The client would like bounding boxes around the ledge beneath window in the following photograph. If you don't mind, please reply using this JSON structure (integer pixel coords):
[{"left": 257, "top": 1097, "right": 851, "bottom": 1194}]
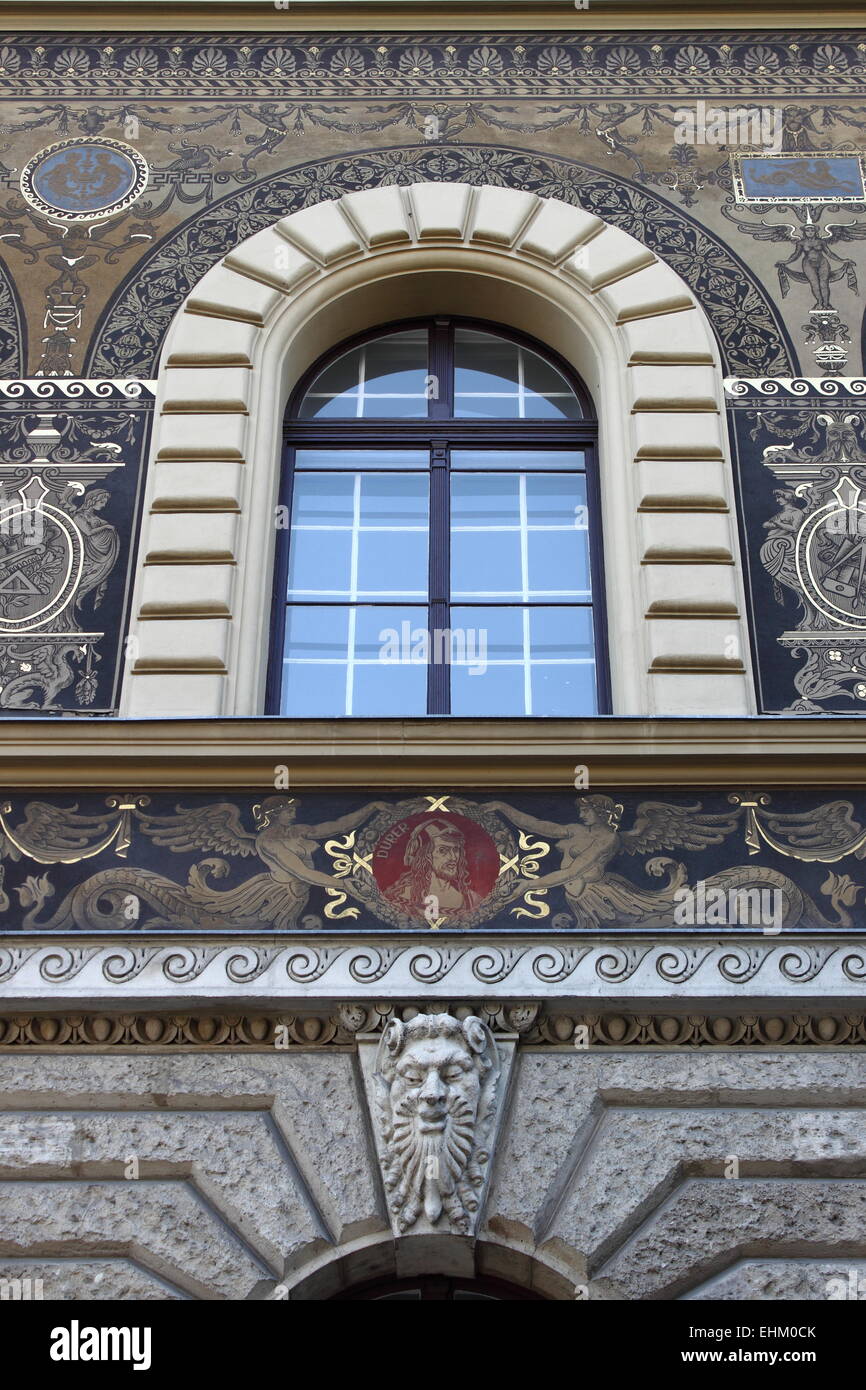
[{"left": 0, "top": 716, "right": 862, "bottom": 788}]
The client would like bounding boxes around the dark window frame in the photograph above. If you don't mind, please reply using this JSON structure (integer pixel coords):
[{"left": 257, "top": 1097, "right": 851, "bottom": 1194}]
[{"left": 267, "top": 316, "right": 610, "bottom": 717}]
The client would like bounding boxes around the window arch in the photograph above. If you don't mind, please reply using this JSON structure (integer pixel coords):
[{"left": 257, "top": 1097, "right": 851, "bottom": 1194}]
[{"left": 268, "top": 317, "right": 608, "bottom": 717}]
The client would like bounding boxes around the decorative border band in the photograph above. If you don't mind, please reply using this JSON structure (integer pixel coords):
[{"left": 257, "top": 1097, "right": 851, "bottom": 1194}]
[
  {"left": 0, "top": 938, "right": 863, "bottom": 1001},
  {"left": 725, "top": 378, "right": 866, "bottom": 397},
  {"left": 0, "top": 380, "right": 157, "bottom": 400},
  {"left": 0, "top": 1007, "right": 862, "bottom": 1050}
]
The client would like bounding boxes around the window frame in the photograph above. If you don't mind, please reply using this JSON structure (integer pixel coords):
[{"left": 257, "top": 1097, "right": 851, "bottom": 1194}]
[{"left": 267, "top": 316, "right": 610, "bottom": 717}]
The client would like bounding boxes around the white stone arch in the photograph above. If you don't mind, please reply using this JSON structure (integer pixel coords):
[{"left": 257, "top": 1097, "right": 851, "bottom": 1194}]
[{"left": 121, "top": 182, "right": 754, "bottom": 719}]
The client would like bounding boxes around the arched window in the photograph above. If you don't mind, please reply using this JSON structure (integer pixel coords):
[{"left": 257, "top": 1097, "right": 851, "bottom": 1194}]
[{"left": 268, "top": 318, "right": 607, "bottom": 717}]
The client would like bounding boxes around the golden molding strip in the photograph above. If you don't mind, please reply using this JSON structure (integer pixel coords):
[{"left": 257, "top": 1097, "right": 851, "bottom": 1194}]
[
  {"left": 2, "top": 716, "right": 866, "bottom": 787},
  {"left": 0, "top": 1010, "right": 864, "bottom": 1049},
  {"left": 3, "top": 2, "right": 860, "bottom": 31}
]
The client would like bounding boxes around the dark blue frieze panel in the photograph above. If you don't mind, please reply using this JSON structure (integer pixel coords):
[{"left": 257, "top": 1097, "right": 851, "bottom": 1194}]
[
  {"left": 0, "top": 787, "right": 864, "bottom": 935},
  {"left": 728, "top": 378, "right": 866, "bottom": 713},
  {"left": 0, "top": 380, "right": 153, "bottom": 712}
]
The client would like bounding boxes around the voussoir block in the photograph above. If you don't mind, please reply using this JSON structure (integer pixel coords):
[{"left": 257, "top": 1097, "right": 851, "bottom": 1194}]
[
  {"left": 517, "top": 197, "right": 603, "bottom": 264},
  {"left": 278, "top": 200, "right": 363, "bottom": 264},
  {"left": 469, "top": 185, "right": 539, "bottom": 247},
  {"left": 341, "top": 186, "right": 411, "bottom": 247},
  {"left": 225, "top": 224, "right": 318, "bottom": 294},
  {"left": 408, "top": 181, "right": 472, "bottom": 240}
]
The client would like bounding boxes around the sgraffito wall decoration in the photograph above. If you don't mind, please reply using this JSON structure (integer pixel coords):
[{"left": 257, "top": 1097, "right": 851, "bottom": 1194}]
[
  {"left": 0, "top": 31, "right": 863, "bottom": 717},
  {"left": 727, "top": 378, "right": 866, "bottom": 713},
  {"left": 0, "top": 30, "right": 861, "bottom": 378},
  {"left": 0, "top": 380, "right": 153, "bottom": 712},
  {"left": 86, "top": 144, "right": 796, "bottom": 380},
  {"left": 1, "top": 788, "right": 866, "bottom": 935}
]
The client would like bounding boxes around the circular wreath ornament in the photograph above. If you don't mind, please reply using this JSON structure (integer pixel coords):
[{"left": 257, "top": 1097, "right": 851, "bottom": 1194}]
[
  {"left": 20, "top": 138, "right": 149, "bottom": 222},
  {"left": 352, "top": 796, "right": 519, "bottom": 930}
]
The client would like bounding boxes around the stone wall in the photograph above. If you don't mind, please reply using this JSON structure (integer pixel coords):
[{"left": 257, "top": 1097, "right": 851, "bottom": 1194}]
[{"left": 1, "top": 1038, "right": 864, "bottom": 1300}]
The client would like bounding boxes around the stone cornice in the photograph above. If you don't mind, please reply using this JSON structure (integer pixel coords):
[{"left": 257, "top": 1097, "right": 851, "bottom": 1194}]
[
  {"left": 0, "top": 717, "right": 864, "bottom": 788},
  {"left": 0, "top": 2, "right": 859, "bottom": 31}
]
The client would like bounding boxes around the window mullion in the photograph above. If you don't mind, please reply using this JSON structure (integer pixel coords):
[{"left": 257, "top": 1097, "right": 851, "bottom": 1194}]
[
  {"left": 428, "top": 442, "right": 450, "bottom": 715},
  {"left": 429, "top": 317, "right": 453, "bottom": 420}
]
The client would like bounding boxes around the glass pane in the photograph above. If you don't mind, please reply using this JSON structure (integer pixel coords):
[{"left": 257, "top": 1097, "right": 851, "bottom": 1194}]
[
  {"left": 454, "top": 328, "right": 582, "bottom": 420},
  {"left": 290, "top": 472, "right": 354, "bottom": 524},
  {"left": 352, "top": 605, "right": 428, "bottom": 715},
  {"left": 452, "top": 529, "right": 522, "bottom": 599},
  {"left": 298, "top": 331, "right": 428, "bottom": 419},
  {"left": 357, "top": 532, "right": 428, "bottom": 597},
  {"left": 530, "top": 607, "right": 597, "bottom": 716},
  {"left": 450, "top": 663, "right": 526, "bottom": 716},
  {"left": 453, "top": 394, "right": 522, "bottom": 421},
  {"left": 525, "top": 473, "right": 586, "bottom": 525},
  {"left": 360, "top": 473, "right": 429, "bottom": 526},
  {"left": 454, "top": 326, "right": 520, "bottom": 419},
  {"left": 452, "top": 474, "right": 520, "bottom": 528},
  {"left": 451, "top": 450, "right": 585, "bottom": 471},
  {"left": 450, "top": 606, "right": 523, "bottom": 661},
  {"left": 522, "top": 347, "right": 584, "bottom": 419},
  {"left": 281, "top": 606, "right": 350, "bottom": 716},
  {"left": 294, "top": 450, "right": 428, "bottom": 470},
  {"left": 351, "top": 661, "right": 427, "bottom": 716},
  {"left": 527, "top": 530, "right": 591, "bottom": 600},
  {"left": 288, "top": 527, "right": 353, "bottom": 598}
]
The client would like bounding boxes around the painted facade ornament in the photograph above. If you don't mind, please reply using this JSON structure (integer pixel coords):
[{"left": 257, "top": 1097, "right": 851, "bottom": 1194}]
[
  {"left": 0, "top": 415, "right": 123, "bottom": 709},
  {"left": 759, "top": 410, "right": 866, "bottom": 710},
  {"left": 732, "top": 153, "right": 866, "bottom": 206},
  {"left": 1, "top": 789, "right": 866, "bottom": 933},
  {"left": 371, "top": 1011, "right": 500, "bottom": 1233},
  {"left": 723, "top": 196, "right": 866, "bottom": 376},
  {"left": 20, "top": 138, "right": 148, "bottom": 222}
]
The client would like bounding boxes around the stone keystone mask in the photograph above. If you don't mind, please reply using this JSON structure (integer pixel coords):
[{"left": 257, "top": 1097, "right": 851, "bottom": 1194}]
[{"left": 373, "top": 1011, "right": 501, "bottom": 1234}]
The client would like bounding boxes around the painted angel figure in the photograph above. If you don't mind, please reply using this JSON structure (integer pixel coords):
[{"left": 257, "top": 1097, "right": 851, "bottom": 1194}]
[
  {"left": 484, "top": 795, "right": 741, "bottom": 928},
  {"left": 28, "top": 795, "right": 389, "bottom": 931},
  {"left": 134, "top": 795, "right": 390, "bottom": 928},
  {"left": 724, "top": 205, "right": 866, "bottom": 311}
]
